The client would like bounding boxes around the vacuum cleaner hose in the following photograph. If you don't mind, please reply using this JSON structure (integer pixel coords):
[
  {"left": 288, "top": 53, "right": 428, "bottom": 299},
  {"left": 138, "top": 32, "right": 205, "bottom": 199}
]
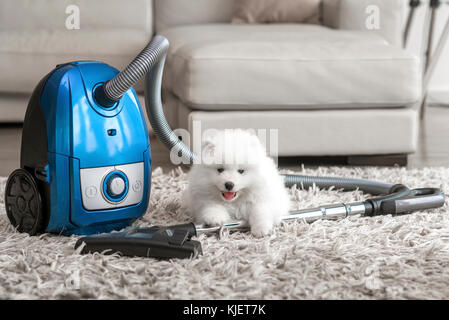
[
  {"left": 144, "top": 39, "right": 198, "bottom": 166},
  {"left": 283, "top": 174, "right": 394, "bottom": 195},
  {"left": 95, "top": 35, "right": 170, "bottom": 107},
  {"left": 141, "top": 36, "right": 399, "bottom": 195}
]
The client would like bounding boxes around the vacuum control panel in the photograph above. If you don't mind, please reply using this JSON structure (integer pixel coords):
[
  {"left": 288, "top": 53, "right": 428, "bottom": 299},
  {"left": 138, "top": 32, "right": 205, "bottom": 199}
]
[{"left": 80, "top": 162, "right": 144, "bottom": 211}]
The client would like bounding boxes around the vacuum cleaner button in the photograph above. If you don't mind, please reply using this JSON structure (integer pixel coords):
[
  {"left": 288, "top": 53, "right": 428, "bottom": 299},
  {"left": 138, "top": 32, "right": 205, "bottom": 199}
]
[
  {"left": 132, "top": 179, "right": 143, "bottom": 192},
  {"left": 107, "top": 176, "right": 126, "bottom": 196},
  {"left": 103, "top": 171, "right": 129, "bottom": 203},
  {"left": 85, "top": 186, "right": 98, "bottom": 198}
]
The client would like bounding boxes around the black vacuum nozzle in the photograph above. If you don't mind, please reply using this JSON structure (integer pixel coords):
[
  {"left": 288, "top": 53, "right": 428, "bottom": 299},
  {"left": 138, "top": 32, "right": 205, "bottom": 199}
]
[{"left": 75, "top": 223, "right": 202, "bottom": 259}]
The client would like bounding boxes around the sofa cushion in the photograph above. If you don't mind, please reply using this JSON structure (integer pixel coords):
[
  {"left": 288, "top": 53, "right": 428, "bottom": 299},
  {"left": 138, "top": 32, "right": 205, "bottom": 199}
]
[
  {"left": 161, "top": 24, "right": 421, "bottom": 110},
  {"left": 231, "top": 0, "right": 321, "bottom": 25},
  {"left": 173, "top": 95, "right": 419, "bottom": 156},
  {"left": 154, "top": 0, "right": 234, "bottom": 33}
]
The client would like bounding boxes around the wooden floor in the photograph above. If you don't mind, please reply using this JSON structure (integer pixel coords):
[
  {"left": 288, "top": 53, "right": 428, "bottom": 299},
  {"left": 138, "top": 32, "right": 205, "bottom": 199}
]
[{"left": 0, "top": 106, "right": 448, "bottom": 176}]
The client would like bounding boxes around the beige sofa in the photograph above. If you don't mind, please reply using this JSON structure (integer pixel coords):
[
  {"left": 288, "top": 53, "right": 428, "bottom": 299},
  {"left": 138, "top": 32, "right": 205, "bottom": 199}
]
[
  {"left": 0, "top": 0, "right": 421, "bottom": 160},
  {"left": 156, "top": 0, "right": 420, "bottom": 159},
  {"left": 0, "top": 0, "right": 153, "bottom": 121}
]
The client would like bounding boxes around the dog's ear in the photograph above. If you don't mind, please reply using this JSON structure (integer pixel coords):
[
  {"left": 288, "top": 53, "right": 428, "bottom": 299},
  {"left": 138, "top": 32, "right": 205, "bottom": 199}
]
[
  {"left": 201, "top": 130, "right": 220, "bottom": 163},
  {"left": 202, "top": 139, "right": 215, "bottom": 154},
  {"left": 248, "top": 133, "right": 266, "bottom": 154},
  {"left": 202, "top": 132, "right": 217, "bottom": 153}
]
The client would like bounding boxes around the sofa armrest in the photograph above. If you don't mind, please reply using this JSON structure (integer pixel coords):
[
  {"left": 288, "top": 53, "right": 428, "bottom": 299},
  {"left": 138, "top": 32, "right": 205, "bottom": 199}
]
[{"left": 322, "top": 0, "right": 406, "bottom": 47}]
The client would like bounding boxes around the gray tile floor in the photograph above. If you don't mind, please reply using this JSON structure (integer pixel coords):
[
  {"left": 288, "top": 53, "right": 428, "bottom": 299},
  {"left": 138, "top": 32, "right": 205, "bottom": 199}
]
[{"left": 0, "top": 105, "right": 448, "bottom": 176}]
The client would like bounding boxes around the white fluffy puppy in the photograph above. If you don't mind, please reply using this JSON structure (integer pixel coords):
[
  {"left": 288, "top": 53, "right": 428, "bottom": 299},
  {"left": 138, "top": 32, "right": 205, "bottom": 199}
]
[{"left": 183, "top": 129, "right": 290, "bottom": 237}]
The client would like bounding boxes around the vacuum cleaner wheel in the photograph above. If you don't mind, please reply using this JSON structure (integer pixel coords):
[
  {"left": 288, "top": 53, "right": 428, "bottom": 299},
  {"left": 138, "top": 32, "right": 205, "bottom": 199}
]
[{"left": 5, "top": 169, "right": 45, "bottom": 235}]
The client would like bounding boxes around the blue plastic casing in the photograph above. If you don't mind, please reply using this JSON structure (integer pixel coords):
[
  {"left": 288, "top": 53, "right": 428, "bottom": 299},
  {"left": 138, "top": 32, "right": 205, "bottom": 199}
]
[{"left": 38, "top": 61, "right": 151, "bottom": 235}]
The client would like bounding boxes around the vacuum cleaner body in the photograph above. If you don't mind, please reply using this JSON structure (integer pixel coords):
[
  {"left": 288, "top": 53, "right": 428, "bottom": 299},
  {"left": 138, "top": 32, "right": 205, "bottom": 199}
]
[{"left": 13, "top": 61, "right": 151, "bottom": 235}]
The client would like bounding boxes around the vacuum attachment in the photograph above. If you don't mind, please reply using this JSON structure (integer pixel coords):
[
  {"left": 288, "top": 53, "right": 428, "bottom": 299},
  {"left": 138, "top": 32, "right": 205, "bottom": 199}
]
[{"left": 75, "top": 223, "right": 202, "bottom": 259}]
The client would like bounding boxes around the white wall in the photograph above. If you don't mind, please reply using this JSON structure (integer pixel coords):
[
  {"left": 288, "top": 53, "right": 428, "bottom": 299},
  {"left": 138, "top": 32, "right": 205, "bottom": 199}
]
[{"left": 405, "top": 3, "right": 449, "bottom": 105}]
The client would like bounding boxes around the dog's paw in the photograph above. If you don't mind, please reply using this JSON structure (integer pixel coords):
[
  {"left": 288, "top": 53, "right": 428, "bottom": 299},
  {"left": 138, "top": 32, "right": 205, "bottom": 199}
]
[
  {"left": 200, "top": 208, "right": 230, "bottom": 226},
  {"left": 250, "top": 222, "right": 273, "bottom": 238},
  {"left": 203, "top": 215, "right": 229, "bottom": 227}
]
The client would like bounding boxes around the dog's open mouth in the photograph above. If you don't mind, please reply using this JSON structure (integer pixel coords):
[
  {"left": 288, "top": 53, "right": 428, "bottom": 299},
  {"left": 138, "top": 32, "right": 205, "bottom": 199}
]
[{"left": 221, "top": 192, "right": 237, "bottom": 201}]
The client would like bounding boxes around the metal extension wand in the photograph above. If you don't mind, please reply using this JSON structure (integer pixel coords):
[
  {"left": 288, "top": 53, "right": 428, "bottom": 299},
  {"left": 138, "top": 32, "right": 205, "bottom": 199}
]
[
  {"left": 196, "top": 187, "right": 445, "bottom": 235},
  {"left": 195, "top": 202, "right": 366, "bottom": 234}
]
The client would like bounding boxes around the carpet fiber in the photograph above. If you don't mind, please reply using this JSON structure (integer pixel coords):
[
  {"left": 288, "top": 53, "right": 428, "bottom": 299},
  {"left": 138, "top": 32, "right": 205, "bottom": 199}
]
[{"left": 0, "top": 166, "right": 449, "bottom": 299}]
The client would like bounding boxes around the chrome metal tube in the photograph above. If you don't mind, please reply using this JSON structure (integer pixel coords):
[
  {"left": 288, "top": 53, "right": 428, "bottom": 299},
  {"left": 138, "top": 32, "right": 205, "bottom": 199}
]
[
  {"left": 195, "top": 202, "right": 366, "bottom": 235},
  {"left": 283, "top": 202, "right": 366, "bottom": 222},
  {"left": 195, "top": 221, "right": 248, "bottom": 235}
]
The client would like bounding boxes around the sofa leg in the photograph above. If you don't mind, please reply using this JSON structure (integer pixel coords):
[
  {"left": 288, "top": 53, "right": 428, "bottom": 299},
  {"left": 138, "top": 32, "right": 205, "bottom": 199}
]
[{"left": 347, "top": 154, "right": 408, "bottom": 167}]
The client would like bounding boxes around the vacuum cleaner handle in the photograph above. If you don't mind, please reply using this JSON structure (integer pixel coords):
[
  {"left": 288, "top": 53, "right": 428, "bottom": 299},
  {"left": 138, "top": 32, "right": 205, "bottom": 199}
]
[{"left": 379, "top": 188, "right": 445, "bottom": 215}]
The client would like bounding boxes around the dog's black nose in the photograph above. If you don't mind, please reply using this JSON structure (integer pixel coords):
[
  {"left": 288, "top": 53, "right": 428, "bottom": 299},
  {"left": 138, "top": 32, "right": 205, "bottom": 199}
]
[{"left": 224, "top": 182, "right": 234, "bottom": 191}]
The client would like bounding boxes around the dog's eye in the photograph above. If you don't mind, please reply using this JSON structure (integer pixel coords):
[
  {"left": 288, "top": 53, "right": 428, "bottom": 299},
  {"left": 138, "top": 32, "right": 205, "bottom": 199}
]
[
  {"left": 238, "top": 169, "right": 245, "bottom": 174},
  {"left": 217, "top": 168, "right": 224, "bottom": 173}
]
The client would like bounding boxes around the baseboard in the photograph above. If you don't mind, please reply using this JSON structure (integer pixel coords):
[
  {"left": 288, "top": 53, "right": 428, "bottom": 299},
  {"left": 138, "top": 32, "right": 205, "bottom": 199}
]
[{"left": 279, "top": 154, "right": 408, "bottom": 167}]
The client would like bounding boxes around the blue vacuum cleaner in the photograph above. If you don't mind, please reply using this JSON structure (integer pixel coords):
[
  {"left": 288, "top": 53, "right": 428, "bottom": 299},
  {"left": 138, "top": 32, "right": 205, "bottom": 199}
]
[
  {"left": 4, "top": 35, "right": 446, "bottom": 259},
  {"left": 4, "top": 36, "right": 169, "bottom": 236}
]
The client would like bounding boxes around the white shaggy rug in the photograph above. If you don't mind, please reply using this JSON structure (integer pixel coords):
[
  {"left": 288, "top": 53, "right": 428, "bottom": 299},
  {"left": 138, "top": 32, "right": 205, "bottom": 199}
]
[{"left": 0, "top": 166, "right": 449, "bottom": 300}]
